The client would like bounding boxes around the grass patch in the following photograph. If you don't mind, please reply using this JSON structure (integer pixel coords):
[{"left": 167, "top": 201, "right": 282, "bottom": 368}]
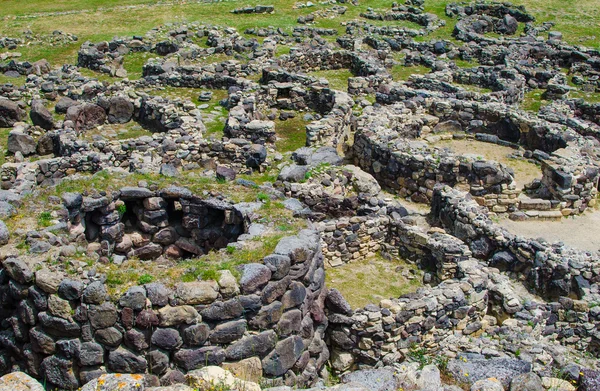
[
  {"left": 123, "top": 51, "right": 158, "bottom": 80},
  {"left": 274, "top": 115, "right": 309, "bottom": 152},
  {"left": 0, "top": 128, "right": 12, "bottom": 166},
  {"left": 81, "top": 122, "right": 152, "bottom": 142},
  {"left": 307, "top": 69, "right": 353, "bottom": 91},
  {"left": 325, "top": 254, "right": 423, "bottom": 309},
  {"left": 0, "top": 74, "right": 27, "bottom": 86},
  {"left": 521, "top": 89, "right": 548, "bottom": 112},
  {"left": 390, "top": 64, "right": 431, "bottom": 81},
  {"left": 456, "top": 83, "right": 493, "bottom": 94},
  {"left": 454, "top": 58, "right": 479, "bottom": 68}
]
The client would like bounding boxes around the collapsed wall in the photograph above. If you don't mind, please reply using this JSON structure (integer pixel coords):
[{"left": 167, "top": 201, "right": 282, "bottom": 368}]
[
  {"left": 63, "top": 187, "right": 247, "bottom": 261},
  {"left": 0, "top": 229, "right": 328, "bottom": 390}
]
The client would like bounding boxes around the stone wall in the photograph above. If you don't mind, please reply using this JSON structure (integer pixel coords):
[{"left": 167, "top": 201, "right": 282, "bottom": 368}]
[
  {"left": 0, "top": 229, "right": 329, "bottom": 389},
  {"left": 352, "top": 121, "right": 516, "bottom": 205},
  {"left": 431, "top": 186, "right": 600, "bottom": 302},
  {"left": 317, "top": 215, "right": 389, "bottom": 268},
  {"left": 325, "top": 224, "right": 489, "bottom": 372}
]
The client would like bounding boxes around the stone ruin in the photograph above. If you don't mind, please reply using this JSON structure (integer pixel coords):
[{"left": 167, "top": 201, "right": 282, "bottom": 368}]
[
  {"left": 65, "top": 187, "right": 248, "bottom": 262},
  {"left": 2, "top": 0, "right": 600, "bottom": 390}
]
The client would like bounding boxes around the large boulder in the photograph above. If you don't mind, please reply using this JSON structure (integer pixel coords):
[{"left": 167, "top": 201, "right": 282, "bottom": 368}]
[
  {"left": 447, "top": 355, "right": 531, "bottom": 388},
  {"left": 176, "top": 281, "right": 219, "bottom": 305},
  {"left": 40, "top": 356, "right": 79, "bottom": 390},
  {"left": 36, "top": 133, "right": 56, "bottom": 155},
  {"left": 30, "top": 100, "right": 54, "bottom": 130},
  {"left": 0, "top": 220, "right": 9, "bottom": 245},
  {"left": 278, "top": 164, "right": 308, "bottom": 182},
  {"left": 510, "top": 372, "right": 544, "bottom": 391},
  {"left": 239, "top": 263, "right": 272, "bottom": 293},
  {"left": 107, "top": 347, "right": 148, "bottom": 373},
  {"left": 0, "top": 372, "right": 44, "bottom": 391},
  {"left": 2, "top": 257, "right": 33, "bottom": 284},
  {"left": 81, "top": 373, "right": 145, "bottom": 391},
  {"left": 262, "top": 335, "right": 304, "bottom": 376},
  {"left": 344, "top": 165, "right": 381, "bottom": 195},
  {"left": 580, "top": 369, "right": 600, "bottom": 391},
  {"left": 246, "top": 144, "right": 267, "bottom": 168},
  {"left": 7, "top": 129, "right": 36, "bottom": 156},
  {"left": 108, "top": 96, "right": 134, "bottom": 124},
  {"left": 55, "top": 97, "right": 80, "bottom": 114},
  {"left": 340, "top": 368, "right": 402, "bottom": 391},
  {"left": 65, "top": 103, "right": 107, "bottom": 131},
  {"left": 0, "top": 99, "right": 26, "bottom": 127}
]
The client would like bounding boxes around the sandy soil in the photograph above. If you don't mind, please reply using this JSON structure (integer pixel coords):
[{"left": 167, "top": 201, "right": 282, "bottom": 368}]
[{"left": 499, "top": 210, "right": 600, "bottom": 253}]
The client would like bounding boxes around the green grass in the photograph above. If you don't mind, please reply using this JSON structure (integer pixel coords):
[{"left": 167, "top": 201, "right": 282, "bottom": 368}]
[
  {"left": 123, "top": 51, "right": 158, "bottom": 80},
  {"left": 325, "top": 254, "right": 423, "bottom": 309},
  {"left": 521, "top": 89, "right": 548, "bottom": 112},
  {"left": 454, "top": 58, "right": 479, "bottom": 68},
  {"left": 0, "top": 128, "right": 11, "bottom": 165},
  {"left": 274, "top": 115, "right": 309, "bottom": 152},
  {"left": 0, "top": 74, "right": 27, "bottom": 86},
  {"left": 37, "top": 211, "right": 53, "bottom": 227},
  {"left": 307, "top": 69, "right": 353, "bottom": 92},
  {"left": 390, "top": 64, "right": 431, "bottom": 81},
  {"left": 456, "top": 83, "right": 493, "bottom": 94},
  {"left": 0, "top": 0, "right": 599, "bottom": 69},
  {"left": 569, "top": 90, "right": 600, "bottom": 104},
  {"left": 80, "top": 122, "right": 153, "bottom": 142}
]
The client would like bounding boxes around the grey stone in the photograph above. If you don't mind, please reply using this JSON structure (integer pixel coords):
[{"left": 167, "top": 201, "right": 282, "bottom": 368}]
[
  {"left": 278, "top": 164, "right": 308, "bottom": 182},
  {"left": 263, "top": 254, "right": 291, "bottom": 280},
  {"left": 0, "top": 201, "right": 16, "bottom": 218},
  {"left": 108, "top": 347, "right": 148, "bottom": 373},
  {"left": 209, "top": 319, "right": 247, "bottom": 344},
  {"left": 95, "top": 326, "right": 123, "bottom": 347},
  {"left": 146, "top": 283, "right": 171, "bottom": 306},
  {"left": 225, "top": 330, "right": 278, "bottom": 361},
  {"left": 510, "top": 373, "right": 543, "bottom": 391},
  {"left": 239, "top": 263, "right": 272, "bottom": 293},
  {"left": 152, "top": 328, "right": 183, "bottom": 350},
  {"left": 7, "top": 130, "right": 36, "bottom": 156},
  {"left": 119, "top": 285, "right": 147, "bottom": 311},
  {"left": 262, "top": 335, "right": 304, "bottom": 376},
  {"left": 30, "top": 100, "right": 54, "bottom": 130},
  {"left": 448, "top": 356, "right": 531, "bottom": 388},
  {"left": 2, "top": 258, "right": 33, "bottom": 284},
  {"left": 341, "top": 368, "right": 400, "bottom": 391},
  {"left": 173, "top": 346, "right": 225, "bottom": 371},
  {"left": 107, "top": 96, "right": 134, "bottom": 124},
  {"left": 0, "top": 99, "right": 26, "bottom": 127},
  {"left": 40, "top": 356, "right": 79, "bottom": 390},
  {"left": 78, "top": 341, "right": 104, "bottom": 366},
  {"left": 88, "top": 302, "right": 118, "bottom": 329},
  {"left": 182, "top": 323, "right": 210, "bottom": 346},
  {"left": 58, "top": 279, "right": 84, "bottom": 300},
  {"left": 83, "top": 281, "right": 108, "bottom": 304}
]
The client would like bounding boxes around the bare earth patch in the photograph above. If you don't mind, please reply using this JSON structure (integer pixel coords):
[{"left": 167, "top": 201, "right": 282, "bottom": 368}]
[{"left": 499, "top": 209, "right": 600, "bottom": 253}]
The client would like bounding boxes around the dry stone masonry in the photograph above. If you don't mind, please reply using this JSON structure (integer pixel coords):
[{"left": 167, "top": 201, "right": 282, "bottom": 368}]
[{"left": 2, "top": 0, "right": 600, "bottom": 390}]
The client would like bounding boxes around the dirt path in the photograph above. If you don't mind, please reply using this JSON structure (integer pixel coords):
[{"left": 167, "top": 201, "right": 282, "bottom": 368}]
[{"left": 499, "top": 210, "right": 600, "bottom": 253}]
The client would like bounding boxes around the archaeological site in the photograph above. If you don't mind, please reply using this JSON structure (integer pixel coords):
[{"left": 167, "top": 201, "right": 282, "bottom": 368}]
[{"left": 0, "top": 0, "right": 599, "bottom": 390}]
